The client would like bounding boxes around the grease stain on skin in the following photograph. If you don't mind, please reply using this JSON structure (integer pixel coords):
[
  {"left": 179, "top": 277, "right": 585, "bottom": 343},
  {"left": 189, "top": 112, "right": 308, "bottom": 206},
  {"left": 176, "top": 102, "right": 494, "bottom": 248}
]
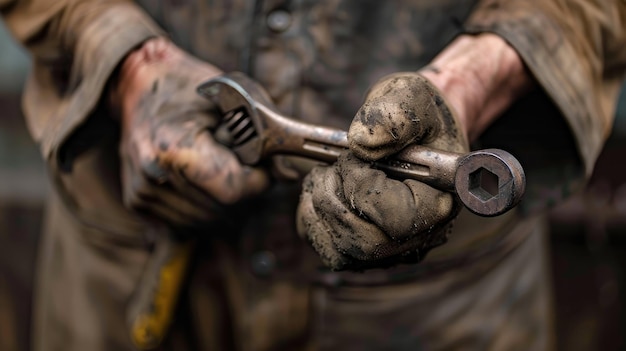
[{"left": 142, "top": 157, "right": 168, "bottom": 182}]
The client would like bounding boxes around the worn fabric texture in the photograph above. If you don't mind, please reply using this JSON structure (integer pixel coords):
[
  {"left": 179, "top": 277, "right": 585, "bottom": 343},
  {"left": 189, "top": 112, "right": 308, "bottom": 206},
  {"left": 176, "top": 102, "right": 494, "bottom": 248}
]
[{"left": 1, "top": 0, "right": 625, "bottom": 350}]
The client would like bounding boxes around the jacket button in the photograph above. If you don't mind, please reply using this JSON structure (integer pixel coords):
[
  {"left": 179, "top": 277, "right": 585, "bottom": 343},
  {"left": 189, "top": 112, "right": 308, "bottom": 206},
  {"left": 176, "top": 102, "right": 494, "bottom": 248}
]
[
  {"left": 251, "top": 251, "right": 276, "bottom": 277},
  {"left": 266, "top": 10, "right": 292, "bottom": 32}
]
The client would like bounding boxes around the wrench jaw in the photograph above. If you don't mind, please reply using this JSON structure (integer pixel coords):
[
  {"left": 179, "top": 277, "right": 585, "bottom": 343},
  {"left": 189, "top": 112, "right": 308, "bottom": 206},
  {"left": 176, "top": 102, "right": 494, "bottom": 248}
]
[
  {"left": 454, "top": 149, "right": 526, "bottom": 217},
  {"left": 197, "top": 73, "right": 316, "bottom": 180},
  {"left": 197, "top": 73, "right": 266, "bottom": 165}
]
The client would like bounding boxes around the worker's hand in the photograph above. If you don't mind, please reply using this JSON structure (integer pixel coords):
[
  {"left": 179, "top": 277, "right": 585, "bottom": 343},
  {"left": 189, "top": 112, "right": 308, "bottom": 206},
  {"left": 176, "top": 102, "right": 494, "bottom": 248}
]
[
  {"left": 297, "top": 73, "right": 469, "bottom": 271},
  {"left": 112, "top": 38, "right": 269, "bottom": 227}
]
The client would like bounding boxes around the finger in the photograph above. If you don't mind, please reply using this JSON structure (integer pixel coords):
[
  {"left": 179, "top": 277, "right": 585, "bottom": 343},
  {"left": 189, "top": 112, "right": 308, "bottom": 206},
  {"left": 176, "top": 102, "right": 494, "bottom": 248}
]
[
  {"left": 348, "top": 73, "right": 444, "bottom": 161},
  {"left": 165, "top": 171, "right": 226, "bottom": 212},
  {"left": 296, "top": 171, "right": 352, "bottom": 270},
  {"left": 338, "top": 152, "right": 456, "bottom": 242},
  {"left": 308, "top": 165, "right": 393, "bottom": 263},
  {"left": 162, "top": 132, "right": 270, "bottom": 204},
  {"left": 122, "top": 169, "right": 222, "bottom": 225},
  {"left": 404, "top": 179, "right": 458, "bottom": 233},
  {"left": 134, "top": 200, "right": 204, "bottom": 228},
  {"left": 128, "top": 109, "right": 268, "bottom": 207},
  {"left": 303, "top": 163, "right": 447, "bottom": 270},
  {"left": 122, "top": 152, "right": 223, "bottom": 224},
  {"left": 138, "top": 185, "right": 223, "bottom": 223},
  {"left": 313, "top": 170, "right": 441, "bottom": 268}
]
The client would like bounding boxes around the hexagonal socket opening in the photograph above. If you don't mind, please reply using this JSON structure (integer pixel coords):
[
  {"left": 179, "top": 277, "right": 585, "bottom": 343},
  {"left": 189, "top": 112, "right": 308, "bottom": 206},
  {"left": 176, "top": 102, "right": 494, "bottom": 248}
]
[{"left": 469, "top": 167, "right": 499, "bottom": 202}]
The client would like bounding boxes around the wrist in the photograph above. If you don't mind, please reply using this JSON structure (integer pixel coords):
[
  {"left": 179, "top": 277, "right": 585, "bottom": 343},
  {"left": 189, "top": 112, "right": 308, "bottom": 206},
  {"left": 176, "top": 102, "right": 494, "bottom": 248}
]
[
  {"left": 109, "top": 37, "right": 179, "bottom": 124},
  {"left": 419, "top": 34, "right": 534, "bottom": 141}
]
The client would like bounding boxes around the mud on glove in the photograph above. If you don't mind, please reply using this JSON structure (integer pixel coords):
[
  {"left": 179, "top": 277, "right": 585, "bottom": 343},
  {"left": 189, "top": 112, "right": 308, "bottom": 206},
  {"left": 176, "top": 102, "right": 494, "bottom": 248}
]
[{"left": 297, "top": 72, "right": 469, "bottom": 271}]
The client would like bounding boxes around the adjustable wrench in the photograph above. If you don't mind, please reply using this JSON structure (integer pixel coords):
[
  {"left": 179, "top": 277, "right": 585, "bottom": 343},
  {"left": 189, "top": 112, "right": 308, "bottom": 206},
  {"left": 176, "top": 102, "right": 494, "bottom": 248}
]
[{"left": 197, "top": 72, "right": 526, "bottom": 217}]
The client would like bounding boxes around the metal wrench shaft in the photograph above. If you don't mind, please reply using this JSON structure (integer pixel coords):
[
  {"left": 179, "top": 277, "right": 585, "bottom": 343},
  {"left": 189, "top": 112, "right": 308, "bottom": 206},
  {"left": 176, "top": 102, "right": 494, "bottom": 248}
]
[
  {"left": 222, "top": 103, "right": 461, "bottom": 192},
  {"left": 198, "top": 73, "right": 525, "bottom": 217}
]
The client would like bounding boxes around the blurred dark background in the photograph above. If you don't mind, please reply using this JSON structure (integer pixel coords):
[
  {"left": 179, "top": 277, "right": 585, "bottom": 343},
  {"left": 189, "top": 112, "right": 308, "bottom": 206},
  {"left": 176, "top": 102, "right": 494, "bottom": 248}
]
[{"left": 0, "top": 20, "right": 625, "bottom": 351}]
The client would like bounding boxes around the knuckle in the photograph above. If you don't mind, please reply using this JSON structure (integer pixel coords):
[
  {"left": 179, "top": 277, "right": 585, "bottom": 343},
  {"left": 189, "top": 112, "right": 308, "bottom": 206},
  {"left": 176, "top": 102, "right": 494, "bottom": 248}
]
[
  {"left": 139, "top": 153, "right": 159, "bottom": 170},
  {"left": 216, "top": 187, "right": 243, "bottom": 205},
  {"left": 123, "top": 191, "right": 142, "bottom": 210},
  {"left": 355, "top": 241, "right": 382, "bottom": 257},
  {"left": 435, "top": 192, "right": 455, "bottom": 218},
  {"left": 334, "top": 230, "right": 385, "bottom": 259},
  {"left": 139, "top": 156, "right": 169, "bottom": 181},
  {"left": 127, "top": 176, "right": 145, "bottom": 200},
  {"left": 124, "top": 175, "right": 154, "bottom": 207}
]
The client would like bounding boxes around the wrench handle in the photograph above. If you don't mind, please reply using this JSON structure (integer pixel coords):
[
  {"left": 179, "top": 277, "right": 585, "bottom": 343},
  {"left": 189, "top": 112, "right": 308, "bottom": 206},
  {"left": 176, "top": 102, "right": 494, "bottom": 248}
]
[
  {"left": 259, "top": 111, "right": 459, "bottom": 191},
  {"left": 199, "top": 73, "right": 459, "bottom": 189},
  {"left": 268, "top": 122, "right": 526, "bottom": 217},
  {"left": 257, "top": 103, "right": 348, "bottom": 163},
  {"left": 198, "top": 73, "right": 525, "bottom": 216},
  {"left": 276, "top": 120, "right": 526, "bottom": 217}
]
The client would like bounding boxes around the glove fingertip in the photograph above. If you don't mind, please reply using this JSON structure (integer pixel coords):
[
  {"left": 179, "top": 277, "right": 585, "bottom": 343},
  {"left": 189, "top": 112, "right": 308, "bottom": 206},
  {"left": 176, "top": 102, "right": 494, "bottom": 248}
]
[
  {"left": 296, "top": 201, "right": 351, "bottom": 271},
  {"left": 348, "top": 106, "right": 402, "bottom": 161}
]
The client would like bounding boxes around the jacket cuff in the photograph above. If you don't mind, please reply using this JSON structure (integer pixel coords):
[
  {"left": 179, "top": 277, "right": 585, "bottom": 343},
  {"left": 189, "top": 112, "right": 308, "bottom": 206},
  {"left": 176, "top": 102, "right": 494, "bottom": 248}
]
[
  {"left": 35, "top": 3, "right": 163, "bottom": 165},
  {"left": 461, "top": 1, "right": 623, "bottom": 212},
  {"left": 465, "top": 1, "right": 609, "bottom": 177}
]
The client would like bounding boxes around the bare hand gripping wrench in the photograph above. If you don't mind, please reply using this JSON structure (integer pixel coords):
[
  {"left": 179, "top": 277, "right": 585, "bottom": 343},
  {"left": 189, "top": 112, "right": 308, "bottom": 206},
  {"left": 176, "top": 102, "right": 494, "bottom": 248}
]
[{"left": 197, "top": 72, "right": 526, "bottom": 217}]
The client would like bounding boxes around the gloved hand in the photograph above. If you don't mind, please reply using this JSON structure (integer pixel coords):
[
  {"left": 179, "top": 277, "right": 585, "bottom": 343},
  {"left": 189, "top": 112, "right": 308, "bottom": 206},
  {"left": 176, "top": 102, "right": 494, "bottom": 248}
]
[
  {"left": 297, "top": 72, "right": 469, "bottom": 271},
  {"left": 113, "top": 38, "right": 269, "bottom": 228}
]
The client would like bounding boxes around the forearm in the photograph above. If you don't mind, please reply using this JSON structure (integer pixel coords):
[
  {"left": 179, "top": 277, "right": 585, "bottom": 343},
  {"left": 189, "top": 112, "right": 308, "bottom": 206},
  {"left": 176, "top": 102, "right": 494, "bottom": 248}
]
[
  {"left": 420, "top": 33, "right": 534, "bottom": 142},
  {"left": 463, "top": 0, "right": 626, "bottom": 176}
]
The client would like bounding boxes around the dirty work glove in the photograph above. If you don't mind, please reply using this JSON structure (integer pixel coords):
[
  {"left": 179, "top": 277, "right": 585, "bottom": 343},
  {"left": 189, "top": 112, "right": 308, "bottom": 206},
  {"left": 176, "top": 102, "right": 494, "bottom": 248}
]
[
  {"left": 113, "top": 38, "right": 269, "bottom": 228},
  {"left": 297, "top": 73, "right": 469, "bottom": 271}
]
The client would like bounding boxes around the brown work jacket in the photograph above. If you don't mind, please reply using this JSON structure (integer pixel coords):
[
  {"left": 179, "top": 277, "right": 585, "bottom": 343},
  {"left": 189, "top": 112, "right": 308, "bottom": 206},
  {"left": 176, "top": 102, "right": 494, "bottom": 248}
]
[
  {"left": 2, "top": 0, "right": 624, "bottom": 268},
  {"left": 1, "top": 0, "right": 625, "bottom": 350}
]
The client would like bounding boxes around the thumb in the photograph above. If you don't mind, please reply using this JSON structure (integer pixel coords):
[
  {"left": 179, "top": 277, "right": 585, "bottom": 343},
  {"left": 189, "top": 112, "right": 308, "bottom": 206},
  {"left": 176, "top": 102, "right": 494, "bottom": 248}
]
[{"left": 348, "top": 73, "right": 447, "bottom": 161}]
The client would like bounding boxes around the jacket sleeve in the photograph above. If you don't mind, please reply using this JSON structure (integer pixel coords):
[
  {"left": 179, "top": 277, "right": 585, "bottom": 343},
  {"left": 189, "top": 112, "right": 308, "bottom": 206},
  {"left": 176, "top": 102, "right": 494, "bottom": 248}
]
[
  {"left": 467, "top": 0, "right": 626, "bottom": 175},
  {"left": 0, "top": 0, "right": 162, "bottom": 165},
  {"left": 464, "top": 0, "right": 626, "bottom": 212}
]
